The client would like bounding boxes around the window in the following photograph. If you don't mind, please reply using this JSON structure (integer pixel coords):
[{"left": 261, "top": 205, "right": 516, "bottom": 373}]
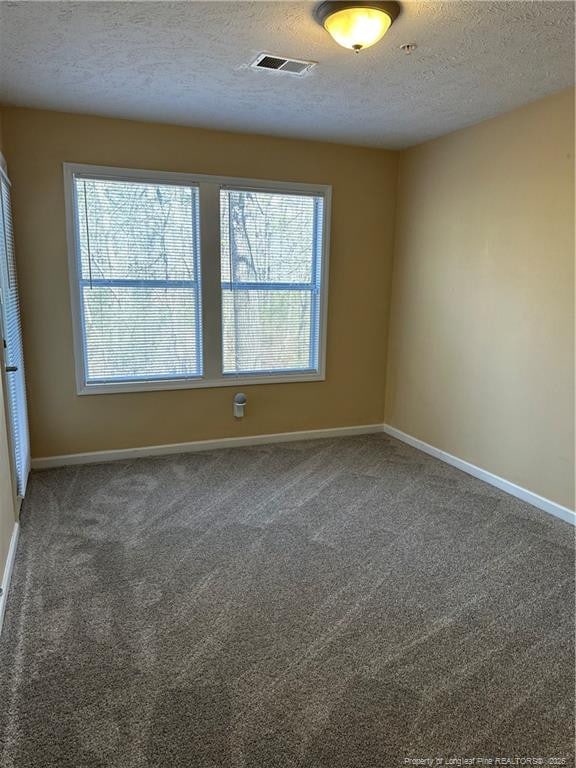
[
  {"left": 74, "top": 178, "right": 202, "bottom": 385},
  {"left": 64, "top": 165, "right": 330, "bottom": 394},
  {"left": 221, "top": 189, "right": 323, "bottom": 375}
]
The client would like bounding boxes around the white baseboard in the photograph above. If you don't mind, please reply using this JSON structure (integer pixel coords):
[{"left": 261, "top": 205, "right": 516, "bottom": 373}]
[
  {"left": 30, "top": 422, "right": 574, "bottom": 527},
  {"left": 0, "top": 522, "right": 19, "bottom": 636},
  {"left": 30, "top": 423, "right": 384, "bottom": 470},
  {"left": 382, "top": 424, "right": 575, "bottom": 526}
]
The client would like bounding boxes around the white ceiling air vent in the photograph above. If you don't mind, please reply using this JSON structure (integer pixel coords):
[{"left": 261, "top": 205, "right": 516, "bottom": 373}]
[{"left": 251, "top": 53, "right": 316, "bottom": 77}]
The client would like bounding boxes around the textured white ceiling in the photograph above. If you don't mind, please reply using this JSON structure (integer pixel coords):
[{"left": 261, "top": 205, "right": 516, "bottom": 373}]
[{"left": 0, "top": 1, "right": 573, "bottom": 148}]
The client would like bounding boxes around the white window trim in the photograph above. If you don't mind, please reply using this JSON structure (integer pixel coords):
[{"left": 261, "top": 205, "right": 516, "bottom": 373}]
[{"left": 63, "top": 162, "right": 331, "bottom": 395}]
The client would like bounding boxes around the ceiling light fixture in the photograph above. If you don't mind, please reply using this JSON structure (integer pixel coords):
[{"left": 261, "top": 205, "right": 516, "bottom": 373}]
[{"left": 314, "top": 1, "right": 401, "bottom": 52}]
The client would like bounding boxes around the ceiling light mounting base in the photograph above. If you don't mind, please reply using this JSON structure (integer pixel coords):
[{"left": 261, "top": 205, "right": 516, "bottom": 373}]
[
  {"left": 314, "top": 1, "right": 401, "bottom": 51},
  {"left": 313, "top": 1, "right": 401, "bottom": 26}
]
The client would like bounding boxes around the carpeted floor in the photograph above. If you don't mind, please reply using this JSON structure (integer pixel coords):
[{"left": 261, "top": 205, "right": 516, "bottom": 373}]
[{"left": 0, "top": 434, "right": 574, "bottom": 768}]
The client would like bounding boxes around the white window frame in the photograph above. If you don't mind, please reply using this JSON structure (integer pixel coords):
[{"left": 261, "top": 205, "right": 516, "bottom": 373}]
[{"left": 63, "top": 163, "right": 331, "bottom": 395}]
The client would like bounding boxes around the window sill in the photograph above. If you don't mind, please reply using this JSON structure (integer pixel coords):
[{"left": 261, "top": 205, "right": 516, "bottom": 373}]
[{"left": 77, "top": 371, "right": 325, "bottom": 395}]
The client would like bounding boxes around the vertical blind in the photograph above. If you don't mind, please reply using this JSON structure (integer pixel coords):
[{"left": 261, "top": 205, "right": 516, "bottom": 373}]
[
  {"left": 0, "top": 173, "right": 30, "bottom": 496},
  {"left": 220, "top": 189, "right": 324, "bottom": 374},
  {"left": 75, "top": 177, "right": 202, "bottom": 383}
]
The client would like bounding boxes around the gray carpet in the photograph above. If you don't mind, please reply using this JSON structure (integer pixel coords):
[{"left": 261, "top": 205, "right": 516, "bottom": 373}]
[{"left": 0, "top": 434, "right": 574, "bottom": 768}]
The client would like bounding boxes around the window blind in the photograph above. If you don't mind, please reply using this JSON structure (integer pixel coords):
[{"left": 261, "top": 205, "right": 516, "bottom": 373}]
[
  {"left": 220, "top": 189, "right": 324, "bottom": 374},
  {"left": 75, "top": 177, "right": 202, "bottom": 383},
  {"left": 0, "top": 174, "right": 30, "bottom": 496},
  {"left": 66, "top": 166, "right": 329, "bottom": 393}
]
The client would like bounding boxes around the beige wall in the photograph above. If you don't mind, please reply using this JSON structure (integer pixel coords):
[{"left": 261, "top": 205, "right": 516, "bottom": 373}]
[
  {"left": 386, "top": 88, "right": 575, "bottom": 509},
  {"left": 1, "top": 107, "right": 398, "bottom": 458},
  {"left": 1, "top": 92, "right": 573, "bottom": 510},
  {"left": 0, "top": 107, "right": 18, "bottom": 586}
]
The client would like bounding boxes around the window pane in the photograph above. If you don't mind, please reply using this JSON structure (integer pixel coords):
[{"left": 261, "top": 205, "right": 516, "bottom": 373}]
[
  {"left": 220, "top": 188, "right": 323, "bottom": 375},
  {"left": 221, "top": 190, "right": 321, "bottom": 284},
  {"left": 82, "top": 286, "right": 200, "bottom": 382},
  {"left": 76, "top": 179, "right": 198, "bottom": 282},
  {"left": 74, "top": 176, "right": 202, "bottom": 385},
  {"left": 222, "top": 289, "right": 313, "bottom": 373}
]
